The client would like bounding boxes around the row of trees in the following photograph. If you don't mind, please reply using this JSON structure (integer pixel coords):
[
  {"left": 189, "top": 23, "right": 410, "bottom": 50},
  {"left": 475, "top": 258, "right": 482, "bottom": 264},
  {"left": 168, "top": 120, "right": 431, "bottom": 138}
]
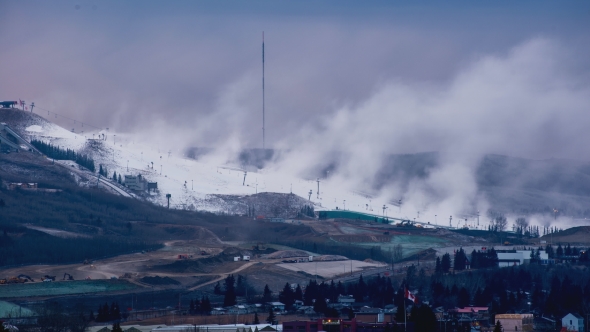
[
  {"left": 31, "top": 139, "right": 95, "bottom": 172},
  {"left": 95, "top": 302, "right": 121, "bottom": 322},
  {"left": 188, "top": 296, "right": 212, "bottom": 314},
  {"left": 297, "top": 205, "right": 315, "bottom": 218}
]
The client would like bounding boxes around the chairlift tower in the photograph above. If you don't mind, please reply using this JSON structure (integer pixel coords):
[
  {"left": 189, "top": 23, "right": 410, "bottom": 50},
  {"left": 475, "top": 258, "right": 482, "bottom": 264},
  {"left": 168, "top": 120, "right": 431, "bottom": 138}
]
[
  {"left": 449, "top": 216, "right": 453, "bottom": 228},
  {"left": 316, "top": 178, "right": 320, "bottom": 199}
]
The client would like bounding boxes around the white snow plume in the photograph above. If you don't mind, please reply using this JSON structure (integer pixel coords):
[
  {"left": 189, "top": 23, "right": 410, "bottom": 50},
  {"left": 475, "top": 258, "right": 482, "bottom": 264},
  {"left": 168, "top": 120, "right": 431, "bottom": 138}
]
[{"left": 266, "top": 38, "right": 590, "bottom": 222}]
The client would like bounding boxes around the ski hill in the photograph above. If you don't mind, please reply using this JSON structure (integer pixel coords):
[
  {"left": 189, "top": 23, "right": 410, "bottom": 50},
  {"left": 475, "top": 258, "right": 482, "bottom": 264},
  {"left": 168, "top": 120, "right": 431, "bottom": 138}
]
[{"left": 0, "top": 108, "right": 397, "bottom": 220}]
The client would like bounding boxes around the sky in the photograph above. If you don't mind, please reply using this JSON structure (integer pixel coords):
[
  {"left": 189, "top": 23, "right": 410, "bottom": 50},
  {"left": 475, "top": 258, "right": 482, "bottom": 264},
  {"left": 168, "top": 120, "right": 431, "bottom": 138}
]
[{"left": 2, "top": 1, "right": 590, "bottom": 218}]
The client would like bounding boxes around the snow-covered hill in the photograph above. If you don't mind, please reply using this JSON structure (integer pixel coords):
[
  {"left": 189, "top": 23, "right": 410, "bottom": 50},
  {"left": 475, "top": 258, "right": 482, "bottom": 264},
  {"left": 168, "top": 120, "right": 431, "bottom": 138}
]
[{"left": 1, "top": 108, "right": 394, "bottom": 218}]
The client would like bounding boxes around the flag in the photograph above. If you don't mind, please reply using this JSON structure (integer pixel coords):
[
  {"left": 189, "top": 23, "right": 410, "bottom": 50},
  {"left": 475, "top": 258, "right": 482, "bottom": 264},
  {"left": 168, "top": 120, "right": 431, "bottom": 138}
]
[{"left": 404, "top": 288, "right": 417, "bottom": 303}]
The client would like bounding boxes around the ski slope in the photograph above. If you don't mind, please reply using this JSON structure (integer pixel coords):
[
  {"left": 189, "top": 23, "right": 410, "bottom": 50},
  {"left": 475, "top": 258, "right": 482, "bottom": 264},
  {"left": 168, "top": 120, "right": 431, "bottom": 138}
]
[{"left": 19, "top": 115, "right": 410, "bottom": 220}]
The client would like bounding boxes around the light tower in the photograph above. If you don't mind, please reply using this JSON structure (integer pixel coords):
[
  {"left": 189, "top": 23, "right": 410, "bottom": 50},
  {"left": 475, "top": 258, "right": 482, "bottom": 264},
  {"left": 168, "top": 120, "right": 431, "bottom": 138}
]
[{"left": 449, "top": 215, "right": 453, "bottom": 227}]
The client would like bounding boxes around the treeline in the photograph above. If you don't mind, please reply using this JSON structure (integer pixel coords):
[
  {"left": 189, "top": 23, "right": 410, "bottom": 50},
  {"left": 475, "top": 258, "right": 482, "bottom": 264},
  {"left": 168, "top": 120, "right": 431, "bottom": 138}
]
[
  {"left": 0, "top": 230, "right": 161, "bottom": 266},
  {"left": 31, "top": 139, "right": 95, "bottom": 172},
  {"left": 297, "top": 205, "right": 315, "bottom": 218},
  {"left": 429, "top": 264, "right": 590, "bottom": 319}
]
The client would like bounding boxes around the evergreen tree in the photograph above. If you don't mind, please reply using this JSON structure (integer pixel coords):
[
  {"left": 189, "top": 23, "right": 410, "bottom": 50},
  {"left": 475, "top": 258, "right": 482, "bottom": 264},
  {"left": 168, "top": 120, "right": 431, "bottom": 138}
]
[
  {"left": 266, "top": 307, "right": 276, "bottom": 324},
  {"left": 294, "top": 284, "right": 304, "bottom": 301},
  {"left": 557, "top": 244, "right": 564, "bottom": 257},
  {"left": 493, "top": 320, "right": 503, "bottom": 332},
  {"left": 279, "top": 283, "right": 295, "bottom": 310},
  {"left": 112, "top": 322, "right": 123, "bottom": 332},
  {"left": 262, "top": 284, "right": 273, "bottom": 303},
  {"left": 454, "top": 248, "right": 467, "bottom": 270},
  {"left": 411, "top": 305, "right": 437, "bottom": 332},
  {"left": 223, "top": 274, "right": 237, "bottom": 307},
  {"left": 441, "top": 253, "right": 451, "bottom": 273},
  {"left": 253, "top": 312, "right": 260, "bottom": 324},
  {"left": 214, "top": 281, "right": 222, "bottom": 295},
  {"left": 435, "top": 257, "right": 442, "bottom": 273},
  {"left": 313, "top": 296, "right": 327, "bottom": 314}
]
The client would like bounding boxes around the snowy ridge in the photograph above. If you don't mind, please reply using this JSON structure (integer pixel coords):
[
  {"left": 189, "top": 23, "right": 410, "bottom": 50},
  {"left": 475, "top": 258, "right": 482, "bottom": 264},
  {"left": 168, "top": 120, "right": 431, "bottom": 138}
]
[{"left": 2, "top": 109, "right": 400, "bottom": 218}]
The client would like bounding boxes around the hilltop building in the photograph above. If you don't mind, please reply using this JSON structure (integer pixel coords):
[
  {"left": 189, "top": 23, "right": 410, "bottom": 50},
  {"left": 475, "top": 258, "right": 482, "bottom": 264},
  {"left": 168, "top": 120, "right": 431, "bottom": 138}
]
[{"left": 124, "top": 174, "right": 157, "bottom": 192}]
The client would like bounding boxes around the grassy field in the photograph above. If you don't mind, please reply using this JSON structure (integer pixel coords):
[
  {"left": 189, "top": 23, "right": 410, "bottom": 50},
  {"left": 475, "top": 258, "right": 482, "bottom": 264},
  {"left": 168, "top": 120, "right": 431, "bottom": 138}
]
[{"left": 0, "top": 280, "right": 139, "bottom": 298}]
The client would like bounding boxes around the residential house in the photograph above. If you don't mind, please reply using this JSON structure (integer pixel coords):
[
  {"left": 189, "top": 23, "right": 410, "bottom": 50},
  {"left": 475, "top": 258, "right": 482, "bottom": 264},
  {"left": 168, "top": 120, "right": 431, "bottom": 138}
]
[
  {"left": 562, "top": 313, "right": 584, "bottom": 331},
  {"left": 338, "top": 295, "right": 355, "bottom": 305},
  {"left": 210, "top": 307, "right": 227, "bottom": 315},
  {"left": 494, "top": 313, "right": 534, "bottom": 331},
  {"left": 227, "top": 305, "right": 249, "bottom": 315},
  {"left": 268, "top": 302, "right": 285, "bottom": 312}
]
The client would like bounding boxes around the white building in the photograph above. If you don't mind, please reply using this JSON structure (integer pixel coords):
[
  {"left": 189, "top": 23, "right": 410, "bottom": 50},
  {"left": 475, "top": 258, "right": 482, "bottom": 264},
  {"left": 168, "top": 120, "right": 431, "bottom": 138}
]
[
  {"left": 497, "top": 250, "right": 548, "bottom": 267},
  {"left": 125, "top": 174, "right": 147, "bottom": 191},
  {"left": 562, "top": 313, "right": 584, "bottom": 331},
  {"left": 268, "top": 302, "right": 285, "bottom": 312}
]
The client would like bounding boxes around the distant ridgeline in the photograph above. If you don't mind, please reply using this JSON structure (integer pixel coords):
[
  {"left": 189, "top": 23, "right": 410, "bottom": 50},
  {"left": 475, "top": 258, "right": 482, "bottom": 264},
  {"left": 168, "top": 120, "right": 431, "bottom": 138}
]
[{"left": 30, "top": 139, "right": 96, "bottom": 172}]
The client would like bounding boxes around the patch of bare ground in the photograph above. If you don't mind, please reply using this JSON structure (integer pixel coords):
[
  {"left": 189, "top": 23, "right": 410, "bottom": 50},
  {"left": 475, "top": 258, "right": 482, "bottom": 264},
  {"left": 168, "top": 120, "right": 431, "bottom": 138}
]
[
  {"left": 539, "top": 226, "right": 590, "bottom": 244},
  {"left": 229, "top": 263, "right": 309, "bottom": 293},
  {"left": 263, "top": 250, "right": 310, "bottom": 259},
  {"left": 149, "top": 248, "right": 252, "bottom": 274}
]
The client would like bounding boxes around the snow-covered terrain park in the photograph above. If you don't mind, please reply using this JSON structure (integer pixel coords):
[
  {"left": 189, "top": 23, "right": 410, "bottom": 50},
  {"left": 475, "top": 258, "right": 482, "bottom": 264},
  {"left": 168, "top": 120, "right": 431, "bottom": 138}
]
[{"left": 16, "top": 112, "right": 400, "bottom": 217}]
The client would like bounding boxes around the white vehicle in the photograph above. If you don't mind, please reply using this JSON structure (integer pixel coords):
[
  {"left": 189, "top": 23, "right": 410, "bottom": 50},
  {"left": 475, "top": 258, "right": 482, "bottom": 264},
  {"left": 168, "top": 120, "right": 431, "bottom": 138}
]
[{"left": 242, "top": 255, "right": 250, "bottom": 261}]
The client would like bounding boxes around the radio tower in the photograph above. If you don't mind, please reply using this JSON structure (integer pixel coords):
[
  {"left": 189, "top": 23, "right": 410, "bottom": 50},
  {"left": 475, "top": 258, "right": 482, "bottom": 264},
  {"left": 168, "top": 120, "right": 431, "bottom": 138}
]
[{"left": 262, "top": 31, "right": 266, "bottom": 150}]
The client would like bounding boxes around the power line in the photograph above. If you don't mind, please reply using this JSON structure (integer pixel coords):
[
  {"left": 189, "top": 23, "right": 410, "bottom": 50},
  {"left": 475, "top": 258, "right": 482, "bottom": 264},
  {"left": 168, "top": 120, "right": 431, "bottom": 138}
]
[{"left": 34, "top": 106, "right": 104, "bottom": 131}]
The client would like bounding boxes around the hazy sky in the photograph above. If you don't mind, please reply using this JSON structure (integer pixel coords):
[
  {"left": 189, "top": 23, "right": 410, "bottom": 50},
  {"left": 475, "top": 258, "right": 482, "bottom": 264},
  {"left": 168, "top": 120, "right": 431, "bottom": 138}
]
[{"left": 1, "top": 1, "right": 590, "bottom": 160}]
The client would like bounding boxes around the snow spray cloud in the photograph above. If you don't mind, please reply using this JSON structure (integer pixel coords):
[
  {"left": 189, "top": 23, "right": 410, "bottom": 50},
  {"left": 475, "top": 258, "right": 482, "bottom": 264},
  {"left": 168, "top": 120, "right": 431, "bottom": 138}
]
[{"left": 271, "top": 38, "right": 590, "bottom": 221}]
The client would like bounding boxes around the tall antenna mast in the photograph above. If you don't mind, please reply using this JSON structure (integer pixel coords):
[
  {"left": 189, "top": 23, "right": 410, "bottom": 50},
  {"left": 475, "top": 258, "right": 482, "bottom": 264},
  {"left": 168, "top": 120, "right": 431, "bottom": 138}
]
[{"left": 262, "top": 31, "right": 265, "bottom": 150}]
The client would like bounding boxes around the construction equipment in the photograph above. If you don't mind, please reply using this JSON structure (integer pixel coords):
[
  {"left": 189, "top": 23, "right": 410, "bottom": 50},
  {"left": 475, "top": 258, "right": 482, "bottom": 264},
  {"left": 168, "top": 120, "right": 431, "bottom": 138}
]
[
  {"left": 43, "top": 275, "right": 56, "bottom": 281},
  {"left": 17, "top": 274, "right": 34, "bottom": 282},
  {"left": 63, "top": 273, "right": 74, "bottom": 281},
  {"left": 7, "top": 277, "right": 25, "bottom": 284}
]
